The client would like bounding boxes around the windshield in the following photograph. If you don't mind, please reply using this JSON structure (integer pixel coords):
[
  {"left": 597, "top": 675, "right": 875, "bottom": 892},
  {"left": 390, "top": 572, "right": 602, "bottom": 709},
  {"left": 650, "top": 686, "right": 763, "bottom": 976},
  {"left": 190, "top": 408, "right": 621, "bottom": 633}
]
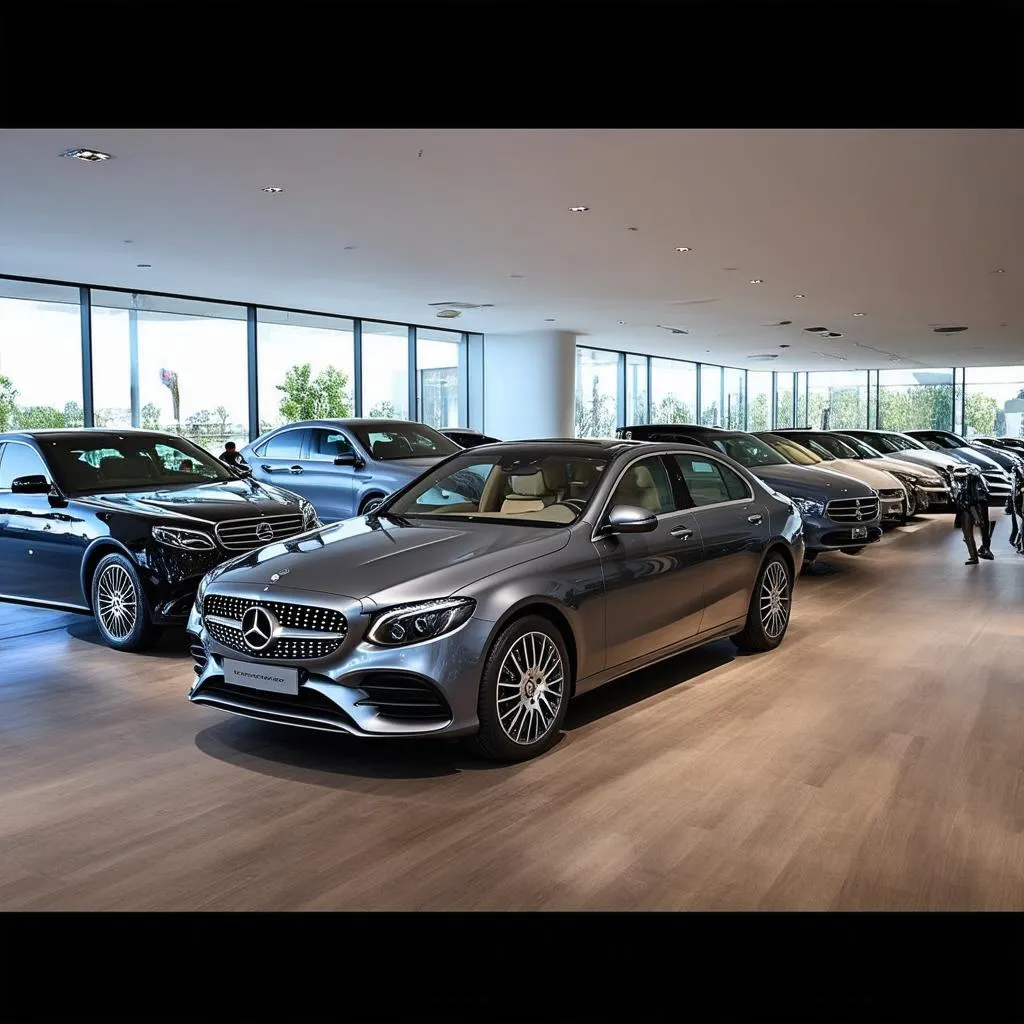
[
  {"left": 352, "top": 423, "right": 461, "bottom": 461},
  {"left": 761, "top": 435, "right": 822, "bottom": 465},
  {"left": 855, "top": 432, "right": 919, "bottom": 455},
  {"left": 804, "top": 433, "right": 859, "bottom": 460},
  {"left": 916, "top": 433, "right": 958, "bottom": 450},
  {"left": 384, "top": 450, "right": 611, "bottom": 527},
  {"left": 705, "top": 434, "right": 788, "bottom": 468},
  {"left": 38, "top": 433, "right": 237, "bottom": 495},
  {"left": 838, "top": 435, "right": 882, "bottom": 458}
]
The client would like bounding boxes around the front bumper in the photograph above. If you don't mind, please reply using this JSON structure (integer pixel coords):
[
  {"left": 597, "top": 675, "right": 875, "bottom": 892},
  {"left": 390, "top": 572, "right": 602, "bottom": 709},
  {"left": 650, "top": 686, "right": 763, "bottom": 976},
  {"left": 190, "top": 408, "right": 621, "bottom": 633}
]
[
  {"left": 187, "top": 587, "right": 489, "bottom": 739},
  {"left": 802, "top": 516, "right": 883, "bottom": 553}
]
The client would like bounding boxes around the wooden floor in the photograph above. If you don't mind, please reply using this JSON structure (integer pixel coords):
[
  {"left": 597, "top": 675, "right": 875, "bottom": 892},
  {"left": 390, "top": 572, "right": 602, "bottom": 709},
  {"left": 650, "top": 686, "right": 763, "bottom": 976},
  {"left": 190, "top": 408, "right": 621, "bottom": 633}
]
[{"left": 1, "top": 512, "right": 1023, "bottom": 911}]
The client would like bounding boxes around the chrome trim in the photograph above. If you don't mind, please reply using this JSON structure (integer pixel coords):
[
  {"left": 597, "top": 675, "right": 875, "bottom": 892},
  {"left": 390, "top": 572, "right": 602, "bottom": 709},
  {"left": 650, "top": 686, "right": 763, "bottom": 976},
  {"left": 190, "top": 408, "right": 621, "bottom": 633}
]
[
  {"left": 214, "top": 513, "right": 305, "bottom": 551},
  {"left": 0, "top": 592, "right": 90, "bottom": 612},
  {"left": 205, "top": 612, "right": 346, "bottom": 641}
]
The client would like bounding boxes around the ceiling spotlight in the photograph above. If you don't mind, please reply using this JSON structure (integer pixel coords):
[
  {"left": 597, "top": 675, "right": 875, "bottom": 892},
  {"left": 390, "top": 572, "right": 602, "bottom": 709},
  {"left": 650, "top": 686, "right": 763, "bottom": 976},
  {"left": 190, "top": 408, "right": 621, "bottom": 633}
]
[
  {"left": 779, "top": 344, "right": 791, "bottom": 349},
  {"left": 675, "top": 247, "right": 691, "bottom": 253},
  {"left": 136, "top": 263, "right": 152, "bottom": 268},
  {"left": 750, "top": 279, "right": 764, "bottom": 285},
  {"left": 60, "top": 148, "right": 112, "bottom": 162},
  {"left": 261, "top": 186, "right": 285, "bottom": 194},
  {"left": 627, "top": 227, "right": 639, "bottom": 232},
  {"left": 794, "top": 293, "right": 806, "bottom": 299},
  {"left": 618, "top": 320, "right": 626, "bottom": 325},
  {"left": 343, "top": 245, "right": 357, "bottom": 251},
  {"left": 435, "top": 309, "right": 461, "bottom": 319},
  {"left": 993, "top": 268, "right": 1006, "bottom": 274},
  {"left": 852, "top": 312, "right": 866, "bottom": 317},
  {"left": 804, "top": 327, "right": 829, "bottom": 334},
  {"left": 568, "top": 206, "right": 589, "bottom": 213},
  {"left": 933, "top": 325, "right": 968, "bottom": 333},
  {"left": 510, "top": 274, "right": 524, "bottom": 279},
  {"left": 825, "top": 332, "right": 844, "bottom": 338}
]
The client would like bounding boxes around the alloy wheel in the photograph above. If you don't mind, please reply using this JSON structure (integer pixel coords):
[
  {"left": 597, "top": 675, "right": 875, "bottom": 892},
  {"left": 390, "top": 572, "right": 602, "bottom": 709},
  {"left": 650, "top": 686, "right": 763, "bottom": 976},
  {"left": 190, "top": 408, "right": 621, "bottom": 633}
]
[
  {"left": 496, "top": 632, "right": 565, "bottom": 745},
  {"left": 759, "top": 561, "right": 790, "bottom": 640},
  {"left": 97, "top": 564, "right": 138, "bottom": 640}
]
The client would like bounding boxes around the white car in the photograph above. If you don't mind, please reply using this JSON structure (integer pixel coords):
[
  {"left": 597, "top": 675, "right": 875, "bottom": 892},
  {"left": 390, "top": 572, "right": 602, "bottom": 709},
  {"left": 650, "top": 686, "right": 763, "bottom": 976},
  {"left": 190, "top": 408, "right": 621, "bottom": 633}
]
[{"left": 757, "top": 432, "right": 909, "bottom": 522}]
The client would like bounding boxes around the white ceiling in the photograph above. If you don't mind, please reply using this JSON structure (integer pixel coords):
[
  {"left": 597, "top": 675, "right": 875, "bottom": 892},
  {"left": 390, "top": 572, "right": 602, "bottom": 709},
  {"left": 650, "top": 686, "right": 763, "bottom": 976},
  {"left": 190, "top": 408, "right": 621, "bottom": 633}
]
[{"left": 1, "top": 128, "right": 1022, "bottom": 371}]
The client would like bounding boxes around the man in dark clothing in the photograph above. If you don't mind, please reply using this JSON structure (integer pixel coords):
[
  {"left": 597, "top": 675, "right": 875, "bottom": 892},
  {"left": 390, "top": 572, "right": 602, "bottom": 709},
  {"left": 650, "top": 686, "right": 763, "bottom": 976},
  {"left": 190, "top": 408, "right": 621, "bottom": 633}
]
[
  {"left": 950, "top": 465, "right": 994, "bottom": 565},
  {"left": 219, "top": 441, "right": 247, "bottom": 469}
]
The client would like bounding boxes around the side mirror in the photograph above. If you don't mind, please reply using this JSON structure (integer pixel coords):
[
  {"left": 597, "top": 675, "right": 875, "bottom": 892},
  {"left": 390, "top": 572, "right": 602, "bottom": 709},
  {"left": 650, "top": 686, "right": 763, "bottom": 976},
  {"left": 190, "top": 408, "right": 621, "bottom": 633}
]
[
  {"left": 602, "top": 504, "right": 658, "bottom": 535},
  {"left": 12, "top": 474, "right": 52, "bottom": 495},
  {"left": 235, "top": 465, "right": 252, "bottom": 478},
  {"left": 334, "top": 454, "right": 360, "bottom": 467}
]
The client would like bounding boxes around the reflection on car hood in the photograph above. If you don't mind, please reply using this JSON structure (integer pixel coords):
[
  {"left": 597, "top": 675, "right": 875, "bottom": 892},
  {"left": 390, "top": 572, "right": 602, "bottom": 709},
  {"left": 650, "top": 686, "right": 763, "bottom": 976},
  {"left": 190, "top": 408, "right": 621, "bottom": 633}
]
[
  {"left": 819, "top": 459, "right": 903, "bottom": 490},
  {"left": 76, "top": 479, "right": 301, "bottom": 522},
  {"left": 882, "top": 448, "right": 962, "bottom": 472},
  {"left": 209, "top": 515, "right": 572, "bottom": 604},
  {"left": 748, "top": 462, "right": 876, "bottom": 499}
]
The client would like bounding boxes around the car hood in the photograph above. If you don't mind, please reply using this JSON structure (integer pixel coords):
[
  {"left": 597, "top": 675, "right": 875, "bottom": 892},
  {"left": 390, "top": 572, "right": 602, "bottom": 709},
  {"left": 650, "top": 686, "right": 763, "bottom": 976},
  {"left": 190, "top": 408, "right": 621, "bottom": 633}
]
[
  {"left": 864, "top": 456, "right": 945, "bottom": 482},
  {"left": 76, "top": 478, "right": 302, "bottom": 522},
  {"left": 747, "top": 462, "right": 876, "bottom": 500},
  {"left": 207, "top": 514, "right": 571, "bottom": 605},
  {"left": 881, "top": 448, "right": 960, "bottom": 473},
  {"left": 967, "top": 444, "right": 1019, "bottom": 471},
  {"left": 821, "top": 459, "right": 902, "bottom": 490}
]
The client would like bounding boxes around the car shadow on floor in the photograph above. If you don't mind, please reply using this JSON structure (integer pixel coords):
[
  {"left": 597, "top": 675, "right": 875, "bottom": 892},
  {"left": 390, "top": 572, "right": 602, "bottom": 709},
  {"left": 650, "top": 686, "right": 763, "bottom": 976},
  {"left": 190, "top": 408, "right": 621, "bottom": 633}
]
[
  {"left": 194, "top": 639, "right": 740, "bottom": 785},
  {"left": 66, "top": 620, "right": 190, "bottom": 657}
]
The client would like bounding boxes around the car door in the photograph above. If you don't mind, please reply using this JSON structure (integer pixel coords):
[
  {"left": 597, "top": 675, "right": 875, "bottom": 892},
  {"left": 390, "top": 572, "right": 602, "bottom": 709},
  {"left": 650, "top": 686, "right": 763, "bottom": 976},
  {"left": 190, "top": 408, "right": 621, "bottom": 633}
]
[
  {"left": 301, "top": 427, "right": 359, "bottom": 521},
  {"left": 670, "top": 453, "right": 770, "bottom": 632},
  {"left": 594, "top": 453, "right": 707, "bottom": 671},
  {"left": 0, "top": 440, "right": 89, "bottom": 607},
  {"left": 251, "top": 427, "right": 309, "bottom": 490}
]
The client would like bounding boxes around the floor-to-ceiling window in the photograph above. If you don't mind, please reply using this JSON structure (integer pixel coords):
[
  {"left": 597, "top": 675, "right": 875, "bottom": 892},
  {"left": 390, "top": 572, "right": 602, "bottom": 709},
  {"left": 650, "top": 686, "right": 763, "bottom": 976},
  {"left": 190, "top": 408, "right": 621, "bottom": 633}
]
[
  {"left": 256, "top": 310, "right": 355, "bottom": 436},
  {"left": 362, "top": 323, "right": 410, "bottom": 419},
  {"left": 963, "top": 366, "right": 1024, "bottom": 439},
  {"left": 775, "top": 372, "right": 795, "bottom": 428},
  {"left": 416, "top": 328, "right": 466, "bottom": 429},
  {"left": 747, "top": 371, "right": 773, "bottom": 431},
  {"left": 877, "top": 368, "right": 954, "bottom": 432},
  {"left": 794, "top": 371, "right": 808, "bottom": 428},
  {"left": 625, "top": 354, "right": 649, "bottom": 425},
  {"left": 700, "top": 364, "right": 723, "bottom": 426},
  {"left": 0, "top": 280, "right": 83, "bottom": 431},
  {"left": 650, "top": 357, "right": 697, "bottom": 423},
  {"left": 723, "top": 367, "right": 745, "bottom": 429},
  {"left": 90, "top": 291, "right": 248, "bottom": 451},
  {"left": 574, "top": 347, "right": 620, "bottom": 437},
  {"left": 806, "top": 370, "right": 868, "bottom": 430}
]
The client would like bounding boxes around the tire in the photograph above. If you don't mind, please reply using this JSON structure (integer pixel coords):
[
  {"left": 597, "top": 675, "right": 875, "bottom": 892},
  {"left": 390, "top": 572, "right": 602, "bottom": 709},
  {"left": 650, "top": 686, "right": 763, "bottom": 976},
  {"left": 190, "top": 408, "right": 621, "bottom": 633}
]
[
  {"left": 466, "top": 615, "right": 572, "bottom": 762},
  {"left": 90, "top": 552, "right": 162, "bottom": 652},
  {"left": 359, "top": 494, "right": 385, "bottom": 515},
  {"left": 732, "top": 552, "right": 793, "bottom": 654}
]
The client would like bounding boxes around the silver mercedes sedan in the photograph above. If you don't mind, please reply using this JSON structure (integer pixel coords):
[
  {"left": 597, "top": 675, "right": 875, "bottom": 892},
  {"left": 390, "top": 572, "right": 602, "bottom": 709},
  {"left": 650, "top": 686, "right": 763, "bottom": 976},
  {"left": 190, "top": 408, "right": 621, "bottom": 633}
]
[{"left": 187, "top": 439, "right": 805, "bottom": 762}]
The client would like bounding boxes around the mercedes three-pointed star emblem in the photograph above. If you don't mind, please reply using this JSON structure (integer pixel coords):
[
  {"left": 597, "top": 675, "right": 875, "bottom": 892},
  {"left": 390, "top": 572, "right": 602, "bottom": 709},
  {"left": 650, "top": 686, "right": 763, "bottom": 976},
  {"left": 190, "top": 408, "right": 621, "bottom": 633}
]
[
  {"left": 241, "top": 606, "right": 278, "bottom": 652},
  {"left": 256, "top": 522, "right": 274, "bottom": 542}
]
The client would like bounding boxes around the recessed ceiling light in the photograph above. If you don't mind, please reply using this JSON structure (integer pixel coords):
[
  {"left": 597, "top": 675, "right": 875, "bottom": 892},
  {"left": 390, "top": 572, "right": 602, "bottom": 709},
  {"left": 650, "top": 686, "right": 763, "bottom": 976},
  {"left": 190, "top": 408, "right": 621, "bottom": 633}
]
[
  {"left": 779, "top": 344, "right": 791, "bottom": 349},
  {"left": 136, "top": 263, "right": 152, "bottom": 268},
  {"left": 261, "top": 186, "right": 284, "bottom": 194},
  {"left": 794, "top": 293, "right": 806, "bottom": 299},
  {"left": 435, "top": 309, "right": 461, "bottom": 319},
  {"left": 993, "top": 268, "right": 1006, "bottom": 274},
  {"left": 60, "top": 148, "right": 112, "bottom": 162},
  {"left": 675, "top": 247, "right": 691, "bottom": 253},
  {"left": 568, "top": 206, "right": 589, "bottom": 213},
  {"left": 343, "top": 245, "right": 357, "bottom": 251},
  {"left": 123, "top": 239, "right": 134, "bottom": 245},
  {"left": 627, "top": 226, "right": 639, "bottom": 232},
  {"left": 852, "top": 312, "right": 866, "bottom": 317},
  {"left": 750, "top": 279, "right": 764, "bottom": 285},
  {"left": 618, "top": 320, "right": 625, "bottom": 325},
  {"left": 510, "top": 274, "right": 524, "bottom": 279},
  {"left": 544, "top": 318, "right": 556, "bottom": 322}
]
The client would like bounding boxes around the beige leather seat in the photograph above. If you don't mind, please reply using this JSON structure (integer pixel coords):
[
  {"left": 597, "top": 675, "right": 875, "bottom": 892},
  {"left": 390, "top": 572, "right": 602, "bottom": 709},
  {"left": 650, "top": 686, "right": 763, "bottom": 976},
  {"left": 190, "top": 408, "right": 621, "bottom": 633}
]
[
  {"left": 500, "top": 472, "right": 554, "bottom": 514},
  {"left": 613, "top": 464, "right": 664, "bottom": 513}
]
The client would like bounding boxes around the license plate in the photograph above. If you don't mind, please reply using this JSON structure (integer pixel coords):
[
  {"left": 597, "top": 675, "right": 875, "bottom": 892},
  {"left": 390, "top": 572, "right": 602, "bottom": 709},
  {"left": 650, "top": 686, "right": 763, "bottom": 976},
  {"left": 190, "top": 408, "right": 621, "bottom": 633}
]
[
  {"left": 851, "top": 526, "right": 868, "bottom": 539},
  {"left": 224, "top": 658, "right": 299, "bottom": 695}
]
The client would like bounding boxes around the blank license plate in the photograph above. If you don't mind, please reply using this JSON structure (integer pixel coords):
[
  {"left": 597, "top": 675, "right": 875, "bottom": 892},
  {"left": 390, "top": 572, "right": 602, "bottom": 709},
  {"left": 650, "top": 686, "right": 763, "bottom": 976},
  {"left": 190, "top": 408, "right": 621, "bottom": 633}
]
[
  {"left": 851, "top": 526, "right": 868, "bottom": 539},
  {"left": 224, "top": 658, "right": 299, "bottom": 695}
]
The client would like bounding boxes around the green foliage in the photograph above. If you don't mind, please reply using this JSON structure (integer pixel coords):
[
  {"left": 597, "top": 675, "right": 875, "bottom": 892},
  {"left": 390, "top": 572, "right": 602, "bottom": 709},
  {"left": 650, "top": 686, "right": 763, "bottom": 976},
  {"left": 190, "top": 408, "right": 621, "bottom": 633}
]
[
  {"left": 701, "top": 400, "right": 720, "bottom": 427},
  {"left": 879, "top": 385, "right": 956, "bottom": 432},
  {"left": 16, "top": 405, "right": 67, "bottom": 429},
  {"left": 575, "top": 374, "right": 616, "bottom": 438},
  {"left": 63, "top": 401, "right": 84, "bottom": 428},
  {"left": 369, "top": 400, "right": 397, "bottom": 419},
  {"left": 653, "top": 393, "right": 693, "bottom": 425},
  {"left": 775, "top": 389, "right": 794, "bottom": 427},
  {"left": 807, "top": 386, "right": 866, "bottom": 430},
  {"left": 0, "top": 375, "right": 18, "bottom": 431},
  {"left": 747, "top": 392, "right": 770, "bottom": 431},
  {"left": 141, "top": 403, "right": 161, "bottom": 430},
  {"left": 964, "top": 392, "right": 998, "bottom": 436},
  {"left": 277, "top": 363, "right": 352, "bottom": 422}
]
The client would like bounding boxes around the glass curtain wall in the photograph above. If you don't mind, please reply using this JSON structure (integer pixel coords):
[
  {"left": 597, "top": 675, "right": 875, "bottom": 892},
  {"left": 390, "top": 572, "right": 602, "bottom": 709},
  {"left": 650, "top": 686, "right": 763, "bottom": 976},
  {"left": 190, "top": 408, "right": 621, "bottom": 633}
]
[
  {"left": 416, "top": 328, "right": 467, "bottom": 430},
  {"left": 91, "top": 291, "right": 249, "bottom": 452},
  {"left": 723, "top": 368, "right": 745, "bottom": 429},
  {"left": 963, "top": 366, "right": 1024, "bottom": 439},
  {"left": 877, "top": 368, "right": 955, "bottom": 432},
  {"left": 574, "top": 347, "right": 621, "bottom": 438},
  {"left": 0, "top": 279, "right": 83, "bottom": 431},
  {"left": 747, "top": 371, "right": 773, "bottom": 431},
  {"left": 256, "top": 310, "right": 355, "bottom": 434},
  {"left": 806, "top": 370, "right": 869, "bottom": 430},
  {"left": 625, "top": 354, "right": 648, "bottom": 425},
  {"left": 775, "top": 372, "right": 795, "bottom": 428},
  {"left": 699, "top": 364, "right": 723, "bottom": 426},
  {"left": 362, "top": 322, "right": 411, "bottom": 419},
  {"left": 650, "top": 358, "right": 697, "bottom": 423}
]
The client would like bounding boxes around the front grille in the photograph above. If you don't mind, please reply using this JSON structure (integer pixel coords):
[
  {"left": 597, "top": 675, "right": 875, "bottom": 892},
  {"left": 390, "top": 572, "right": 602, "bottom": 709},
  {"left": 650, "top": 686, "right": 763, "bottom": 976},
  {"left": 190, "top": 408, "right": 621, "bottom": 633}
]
[
  {"left": 983, "top": 471, "right": 1010, "bottom": 492},
  {"left": 354, "top": 676, "right": 452, "bottom": 723},
  {"left": 203, "top": 594, "right": 347, "bottom": 660},
  {"left": 214, "top": 514, "right": 305, "bottom": 552},
  {"left": 825, "top": 496, "right": 879, "bottom": 523}
]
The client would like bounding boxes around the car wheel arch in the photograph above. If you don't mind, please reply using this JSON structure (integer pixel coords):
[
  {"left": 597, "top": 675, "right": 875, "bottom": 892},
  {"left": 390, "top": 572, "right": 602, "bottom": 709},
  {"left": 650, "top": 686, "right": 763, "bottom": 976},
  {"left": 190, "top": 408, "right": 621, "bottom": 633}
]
[
  {"left": 763, "top": 541, "right": 796, "bottom": 584},
  {"left": 80, "top": 538, "right": 138, "bottom": 609},
  {"left": 484, "top": 600, "right": 580, "bottom": 698},
  {"left": 358, "top": 491, "right": 388, "bottom": 514}
]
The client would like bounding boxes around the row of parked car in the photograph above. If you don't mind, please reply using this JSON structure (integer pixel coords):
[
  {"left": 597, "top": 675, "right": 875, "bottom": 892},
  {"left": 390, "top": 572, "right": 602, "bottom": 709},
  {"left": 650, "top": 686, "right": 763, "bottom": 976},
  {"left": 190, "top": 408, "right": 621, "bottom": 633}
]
[{"left": 0, "top": 416, "right": 1017, "bottom": 762}]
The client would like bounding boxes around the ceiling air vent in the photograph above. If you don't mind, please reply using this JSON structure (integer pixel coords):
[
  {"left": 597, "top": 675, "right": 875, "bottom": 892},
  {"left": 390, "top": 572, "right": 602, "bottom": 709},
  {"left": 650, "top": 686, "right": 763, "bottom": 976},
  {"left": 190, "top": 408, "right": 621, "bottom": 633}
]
[
  {"left": 656, "top": 324, "right": 689, "bottom": 335},
  {"left": 804, "top": 326, "right": 829, "bottom": 334},
  {"left": 748, "top": 354, "right": 779, "bottom": 361},
  {"left": 427, "top": 302, "right": 494, "bottom": 310},
  {"left": 933, "top": 325, "right": 968, "bottom": 333}
]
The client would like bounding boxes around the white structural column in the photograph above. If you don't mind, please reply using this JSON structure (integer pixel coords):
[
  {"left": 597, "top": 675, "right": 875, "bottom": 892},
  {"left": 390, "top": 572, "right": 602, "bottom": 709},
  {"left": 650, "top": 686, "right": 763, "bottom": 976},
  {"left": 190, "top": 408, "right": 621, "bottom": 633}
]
[{"left": 480, "top": 330, "right": 576, "bottom": 440}]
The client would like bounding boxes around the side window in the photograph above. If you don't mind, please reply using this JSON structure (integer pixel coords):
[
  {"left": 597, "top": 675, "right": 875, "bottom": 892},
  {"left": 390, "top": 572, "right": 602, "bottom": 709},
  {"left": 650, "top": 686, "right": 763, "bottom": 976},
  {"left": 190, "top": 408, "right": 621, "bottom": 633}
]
[
  {"left": 262, "top": 429, "right": 306, "bottom": 460},
  {"left": 674, "top": 455, "right": 750, "bottom": 506},
  {"left": 0, "top": 443, "right": 50, "bottom": 490},
  {"left": 311, "top": 429, "right": 355, "bottom": 460},
  {"left": 609, "top": 456, "right": 677, "bottom": 515}
]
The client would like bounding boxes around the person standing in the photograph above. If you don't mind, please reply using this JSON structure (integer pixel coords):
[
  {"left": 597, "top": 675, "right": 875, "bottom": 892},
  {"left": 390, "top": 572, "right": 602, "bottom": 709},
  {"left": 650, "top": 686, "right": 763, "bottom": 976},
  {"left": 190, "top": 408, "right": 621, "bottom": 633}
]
[
  {"left": 219, "top": 441, "right": 247, "bottom": 469},
  {"left": 950, "top": 465, "right": 994, "bottom": 565}
]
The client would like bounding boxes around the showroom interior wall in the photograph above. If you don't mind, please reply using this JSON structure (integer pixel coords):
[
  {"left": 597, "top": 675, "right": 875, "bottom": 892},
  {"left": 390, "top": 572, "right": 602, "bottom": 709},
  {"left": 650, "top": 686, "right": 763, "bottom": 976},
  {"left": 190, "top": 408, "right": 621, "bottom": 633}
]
[{"left": 2, "top": 275, "right": 1023, "bottom": 446}]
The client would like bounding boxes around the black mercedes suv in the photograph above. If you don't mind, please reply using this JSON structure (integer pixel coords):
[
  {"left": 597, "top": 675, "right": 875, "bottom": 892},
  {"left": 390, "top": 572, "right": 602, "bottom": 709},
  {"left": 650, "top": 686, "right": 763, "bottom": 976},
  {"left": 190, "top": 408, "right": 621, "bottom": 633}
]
[{"left": 0, "top": 429, "right": 317, "bottom": 651}]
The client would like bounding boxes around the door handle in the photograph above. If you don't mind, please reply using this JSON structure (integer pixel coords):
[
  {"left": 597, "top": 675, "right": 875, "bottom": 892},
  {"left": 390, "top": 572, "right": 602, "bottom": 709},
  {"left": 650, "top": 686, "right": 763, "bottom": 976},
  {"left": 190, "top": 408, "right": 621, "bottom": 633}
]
[
  {"left": 288, "top": 466, "right": 304, "bottom": 474},
  {"left": 670, "top": 526, "right": 693, "bottom": 540},
  {"left": 260, "top": 464, "right": 282, "bottom": 473},
  {"left": 747, "top": 514, "right": 763, "bottom": 525}
]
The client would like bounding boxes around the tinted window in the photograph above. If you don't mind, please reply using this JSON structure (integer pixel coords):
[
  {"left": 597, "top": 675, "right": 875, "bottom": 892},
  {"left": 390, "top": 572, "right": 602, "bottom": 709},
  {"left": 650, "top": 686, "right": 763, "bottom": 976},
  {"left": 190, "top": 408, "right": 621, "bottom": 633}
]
[
  {"left": 763, "top": 436, "right": 822, "bottom": 465},
  {"left": 610, "top": 456, "right": 677, "bottom": 515},
  {"left": 263, "top": 430, "right": 306, "bottom": 459},
  {"left": 706, "top": 434, "right": 788, "bottom": 468},
  {"left": 0, "top": 443, "right": 49, "bottom": 490},
  {"left": 805, "top": 433, "right": 858, "bottom": 459},
  {"left": 311, "top": 429, "right": 355, "bottom": 459},
  {"left": 675, "top": 455, "right": 750, "bottom": 506},
  {"left": 353, "top": 423, "right": 461, "bottom": 461}
]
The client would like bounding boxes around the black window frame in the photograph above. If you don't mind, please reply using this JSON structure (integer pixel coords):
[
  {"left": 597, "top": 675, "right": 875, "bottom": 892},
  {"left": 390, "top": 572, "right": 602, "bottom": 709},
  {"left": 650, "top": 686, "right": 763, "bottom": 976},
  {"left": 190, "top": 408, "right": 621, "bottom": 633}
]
[
  {"left": 256, "top": 427, "right": 310, "bottom": 461},
  {"left": 0, "top": 440, "right": 51, "bottom": 491},
  {"left": 669, "top": 452, "right": 754, "bottom": 508},
  {"left": 307, "top": 426, "right": 358, "bottom": 462}
]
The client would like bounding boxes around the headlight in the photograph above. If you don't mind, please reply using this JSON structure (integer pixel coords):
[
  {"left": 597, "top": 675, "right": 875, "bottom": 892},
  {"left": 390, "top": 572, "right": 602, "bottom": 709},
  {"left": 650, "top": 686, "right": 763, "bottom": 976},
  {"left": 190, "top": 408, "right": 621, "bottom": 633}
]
[
  {"left": 194, "top": 569, "right": 214, "bottom": 612},
  {"left": 152, "top": 525, "right": 217, "bottom": 550},
  {"left": 891, "top": 471, "right": 919, "bottom": 485},
  {"left": 366, "top": 598, "right": 476, "bottom": 647},
  {"left": 791, "top": 496, "right": 826, "bottom": 518},
  {"left": 300, "top": 499, "right": 320, "bottom": 530}
]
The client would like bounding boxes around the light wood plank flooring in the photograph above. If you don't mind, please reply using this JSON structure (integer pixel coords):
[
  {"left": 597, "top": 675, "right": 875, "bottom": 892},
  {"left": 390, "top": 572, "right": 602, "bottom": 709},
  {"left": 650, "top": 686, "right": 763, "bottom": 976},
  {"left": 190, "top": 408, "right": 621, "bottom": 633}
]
[{"left": 1, "top": 512, "right": 1022, "bottom": 910}]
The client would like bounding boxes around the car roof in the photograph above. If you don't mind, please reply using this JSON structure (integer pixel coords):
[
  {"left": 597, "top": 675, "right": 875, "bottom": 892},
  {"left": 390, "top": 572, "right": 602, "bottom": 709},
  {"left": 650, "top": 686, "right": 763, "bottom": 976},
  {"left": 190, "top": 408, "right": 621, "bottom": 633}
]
[
  {"left": 266, "top": 418, "right": 430, "bottom": 430},
  {"left": 0, "top": 428, "right": 176, "bottom": 443}
]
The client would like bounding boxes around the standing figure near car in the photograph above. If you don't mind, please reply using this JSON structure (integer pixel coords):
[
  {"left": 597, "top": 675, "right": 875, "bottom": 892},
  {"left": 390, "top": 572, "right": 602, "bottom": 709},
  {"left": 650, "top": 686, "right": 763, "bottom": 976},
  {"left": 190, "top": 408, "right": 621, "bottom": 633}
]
[{"left": 950, "top": 465, "right": 993, "bottom": 565}]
